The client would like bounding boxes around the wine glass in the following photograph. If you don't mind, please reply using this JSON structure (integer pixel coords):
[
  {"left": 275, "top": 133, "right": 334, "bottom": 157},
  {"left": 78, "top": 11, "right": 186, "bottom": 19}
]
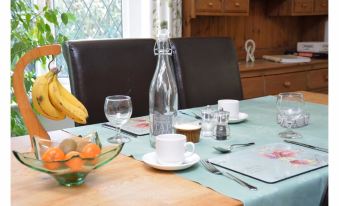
[
  {"left": 276, "top": 92, "right": 304, "bottom": 139},
  {"left": 104, "top": 95, "right": 132, "bottom": 143}
]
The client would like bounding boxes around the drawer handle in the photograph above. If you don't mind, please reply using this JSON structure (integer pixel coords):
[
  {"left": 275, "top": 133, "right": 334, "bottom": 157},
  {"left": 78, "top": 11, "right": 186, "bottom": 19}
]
[
  {"left": 301, "top": 3, "right": 307, "bottom": 8},
  {"left": 235, "top": 2, "right": 240, "bottom": 7},
  {"left": 283, "top": 81, "right": 291, "bottom": 88},
  {"left": 208, "top": 2, "right": 213, "bottom": 6}
]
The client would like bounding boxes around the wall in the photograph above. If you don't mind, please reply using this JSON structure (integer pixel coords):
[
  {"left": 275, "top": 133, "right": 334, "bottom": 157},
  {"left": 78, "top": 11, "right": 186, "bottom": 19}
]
[{"left": 188, "top": 0, "right": 327, "bottom": 60}]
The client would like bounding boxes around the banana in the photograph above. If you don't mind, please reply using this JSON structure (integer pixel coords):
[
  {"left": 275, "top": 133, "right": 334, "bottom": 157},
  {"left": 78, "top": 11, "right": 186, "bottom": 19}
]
[
  {"left": 48, "top": 75, "right": 88, "bottom": 124},
  {"left": 54, "top": 76, "right": 88, "bottom": 117},
  {"left": 32, "top": 71, "right": 66, "bottom": 120}
]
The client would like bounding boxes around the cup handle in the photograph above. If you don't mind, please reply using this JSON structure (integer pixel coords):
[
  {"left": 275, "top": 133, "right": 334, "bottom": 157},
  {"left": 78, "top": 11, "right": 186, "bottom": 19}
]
[{"left": 184, "top": 142, "right": 195, "bottom": 158}]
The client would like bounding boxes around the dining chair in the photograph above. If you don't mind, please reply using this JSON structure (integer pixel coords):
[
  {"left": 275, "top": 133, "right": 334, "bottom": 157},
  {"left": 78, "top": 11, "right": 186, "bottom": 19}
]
[
  {"left": 171, "top": 37, "right": 243, "bottom": 109},
  {"left": 63, "top": 39, "right": 157, "bottom": 125}
]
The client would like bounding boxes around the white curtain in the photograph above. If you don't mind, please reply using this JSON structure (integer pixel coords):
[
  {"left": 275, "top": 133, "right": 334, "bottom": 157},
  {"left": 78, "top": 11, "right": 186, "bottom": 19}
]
[
  {"left": 123, "top": 0, "right": 182, "bottom": 38},
  {"left": 152, "top": 0, "right": 182, "bottom": 38}
]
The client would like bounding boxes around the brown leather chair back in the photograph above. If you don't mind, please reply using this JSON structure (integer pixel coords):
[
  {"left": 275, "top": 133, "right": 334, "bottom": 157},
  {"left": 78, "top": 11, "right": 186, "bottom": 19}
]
[
  {"left": 63, "top": 39, "right": 157, "bottom": 125},
  {"left": 171, "top": 37, "right": 243, "bottom": 109}
]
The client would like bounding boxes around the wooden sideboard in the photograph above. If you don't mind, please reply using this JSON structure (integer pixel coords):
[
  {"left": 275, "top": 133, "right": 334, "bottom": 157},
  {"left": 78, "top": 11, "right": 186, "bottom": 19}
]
[
  {"left": 240, "top": 59, "right": 328, "bottom": 99},
  {"left": 268, "top": 0, "right": 328, "bottom": 16}
]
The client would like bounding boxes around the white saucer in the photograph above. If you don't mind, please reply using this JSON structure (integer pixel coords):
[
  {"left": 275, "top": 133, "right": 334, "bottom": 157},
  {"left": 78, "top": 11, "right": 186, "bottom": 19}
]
[
  {"left": 142, "top": 152, "right": 200, "bottom": 171},
  {"left": 229, "top": 112, "right": 248, "bottom": 123}
]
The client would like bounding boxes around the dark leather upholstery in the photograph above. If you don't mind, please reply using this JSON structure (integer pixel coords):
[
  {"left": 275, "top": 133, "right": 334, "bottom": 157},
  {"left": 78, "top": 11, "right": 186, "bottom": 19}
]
[
  {"left": 171, "top": 37, "right": 243, "bottom": 109},
  {"left": 63, "top": 39, "right": 157, "bottom": 125}
]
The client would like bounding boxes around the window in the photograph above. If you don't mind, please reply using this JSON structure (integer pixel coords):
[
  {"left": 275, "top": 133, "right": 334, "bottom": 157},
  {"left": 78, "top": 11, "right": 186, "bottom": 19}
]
[
  {"left": 52, "top": 0, "right": 123, "bottom": 78},
  {"left": 35, "top": 0, "right": 153, "bottom": 82}
]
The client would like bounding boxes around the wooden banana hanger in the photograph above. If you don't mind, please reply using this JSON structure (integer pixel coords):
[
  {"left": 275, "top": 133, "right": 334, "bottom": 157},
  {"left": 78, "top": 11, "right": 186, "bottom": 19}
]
[{"left": 13, "top": 44, "right": 62, "bottom": 146}]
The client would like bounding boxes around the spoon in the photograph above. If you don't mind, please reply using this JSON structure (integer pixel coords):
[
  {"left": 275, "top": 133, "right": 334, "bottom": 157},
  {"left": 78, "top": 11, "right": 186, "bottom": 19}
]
[
  {"left": 213, "top": 142, "right": 255, "bottom": 153},
  {"left": 179, "top": 111, "right": 202, "bottom": 120}
]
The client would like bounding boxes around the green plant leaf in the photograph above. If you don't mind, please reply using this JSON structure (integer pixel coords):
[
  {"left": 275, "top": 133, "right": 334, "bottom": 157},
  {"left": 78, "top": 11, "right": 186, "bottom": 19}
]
[
  {"left": 11, "top": 20, "right": 19, "bottom": 30},
  {"left": 46, "top": 32, "right": 55, "bottom": 44},
  {"left": 61, "top": 13, "right": 68, "bottom": 25},
  {"left": 45, "top": 23, "right": 51, "bottom": 32},
  {"left": 44, "top": 11, "right": 52, "bottom": 22},
  {"left": 25, "top": 14, "right": 31, "bottom": 27},
  {"left": 66, "top": 12, "right": 76, "bottom": 21}
]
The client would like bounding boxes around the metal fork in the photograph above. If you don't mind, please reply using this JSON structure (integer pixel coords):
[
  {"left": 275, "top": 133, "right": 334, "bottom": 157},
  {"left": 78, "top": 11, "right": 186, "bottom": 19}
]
[{"left": 200, "top": 159, "right": 257, "bottom": 191}]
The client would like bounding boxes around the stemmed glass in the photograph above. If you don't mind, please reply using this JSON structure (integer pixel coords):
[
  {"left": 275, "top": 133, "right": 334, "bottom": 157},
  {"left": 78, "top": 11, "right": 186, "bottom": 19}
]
[
  {"left": 104, "top": 95, "right": 132, "bottom": 143},
  {"left": 276, "top": 92, "right": 304, "bottom": 139}
]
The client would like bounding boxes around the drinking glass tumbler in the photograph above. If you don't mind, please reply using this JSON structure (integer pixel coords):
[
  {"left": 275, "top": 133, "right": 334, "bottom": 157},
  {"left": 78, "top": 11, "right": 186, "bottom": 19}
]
[
  {"left": 276, "top": 92, "right": 304, "bottom": 139},
  {"left": 201, "top": 105, "right": 217, "bottom": 137}
]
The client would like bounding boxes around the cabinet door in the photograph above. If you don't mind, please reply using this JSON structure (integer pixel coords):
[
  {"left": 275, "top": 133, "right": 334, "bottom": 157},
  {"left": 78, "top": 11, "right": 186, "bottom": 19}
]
[
  {"left": 196, "top": 0, "right": 223, "bottom": 12},
  {"left": 265, "top": 72, "right": 307, "bottom": 95},
  {"left": 241, "top": 76, "right": 265, "bottom": 99},
  {"left": 314, "top": 0, "right": 328, "bottom": 14},
  {"left": 307, "top": 69, "right": 328, "bottom": 90},
  {"left": 293, "top": 0, "right": 314, "bottom": 14},
  {"left": 224, "top": 0, "right": 249, "bottom": 13}
]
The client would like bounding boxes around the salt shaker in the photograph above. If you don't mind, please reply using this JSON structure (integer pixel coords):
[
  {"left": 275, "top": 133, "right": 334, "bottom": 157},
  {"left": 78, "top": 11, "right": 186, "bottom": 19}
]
[
  {"left": 201, "top": 105, "right": 216, "bottom": 137},
  {"left": 215, "top": 109, "right": 230, "bottom": 140}
]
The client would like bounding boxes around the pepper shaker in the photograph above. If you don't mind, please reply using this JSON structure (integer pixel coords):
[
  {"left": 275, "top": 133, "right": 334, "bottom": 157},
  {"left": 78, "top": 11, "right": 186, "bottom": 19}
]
[{"left": 215, "top": 109, "right": 230, "bottom": 140}]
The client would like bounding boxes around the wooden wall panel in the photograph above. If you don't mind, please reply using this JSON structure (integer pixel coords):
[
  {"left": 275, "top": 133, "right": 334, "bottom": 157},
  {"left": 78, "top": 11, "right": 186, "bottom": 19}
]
[{"left": 188, "top": 0, "right": 326, "bottom": 60}]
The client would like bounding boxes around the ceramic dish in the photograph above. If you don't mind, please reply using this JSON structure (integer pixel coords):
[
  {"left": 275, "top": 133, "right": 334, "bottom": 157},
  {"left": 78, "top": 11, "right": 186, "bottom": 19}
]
[
  {"left": 229, "top": 112, "right": 248, "bottom": 123},
  {"left": 142, "top": 152, "right": 200, "bottom": 171}
]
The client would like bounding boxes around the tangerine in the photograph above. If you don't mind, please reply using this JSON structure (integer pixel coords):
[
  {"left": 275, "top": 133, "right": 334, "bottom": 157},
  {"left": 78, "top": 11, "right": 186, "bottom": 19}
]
[
  {"left": 65, "top": 151, "right": 83, "bottom": 172},
  {"left": 80, "top": 143, "right": 101, "bottom": 159},
  {"left": 42, "top": 147, "right": 65, "bottom": 170}
]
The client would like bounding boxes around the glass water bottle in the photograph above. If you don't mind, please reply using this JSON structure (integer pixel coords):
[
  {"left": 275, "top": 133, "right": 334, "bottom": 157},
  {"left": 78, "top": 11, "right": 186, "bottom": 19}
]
[{"left": 149, "top": 29, "right": 178, "bottom": 148}]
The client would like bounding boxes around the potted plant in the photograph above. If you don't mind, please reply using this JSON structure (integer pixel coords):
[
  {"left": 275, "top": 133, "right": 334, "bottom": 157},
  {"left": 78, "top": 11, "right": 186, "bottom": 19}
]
[{"left": 11, "top": 0, "right": 74, "bottom": 136}]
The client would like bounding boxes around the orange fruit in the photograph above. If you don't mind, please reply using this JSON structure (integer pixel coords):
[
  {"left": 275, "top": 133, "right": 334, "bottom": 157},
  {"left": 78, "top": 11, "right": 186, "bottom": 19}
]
[
  {"left": 42, "top": 147, "right": 65, "bottom": 170},
  {"left": 80, "top": 143, "right": 101, "bottom": 159},
  {"left": 65, "top": 151, "right": 83, "bottom": 172}
]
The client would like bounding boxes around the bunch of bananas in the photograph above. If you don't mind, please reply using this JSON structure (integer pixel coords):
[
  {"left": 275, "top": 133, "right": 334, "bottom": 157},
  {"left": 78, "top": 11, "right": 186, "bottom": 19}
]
[{"left": 32, "top": 69, "right": 88, "bottom": 124}]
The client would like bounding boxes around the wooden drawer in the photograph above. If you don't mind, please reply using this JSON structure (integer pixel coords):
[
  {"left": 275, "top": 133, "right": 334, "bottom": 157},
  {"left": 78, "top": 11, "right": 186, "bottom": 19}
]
[
  {"left": 307, "top": 69, "right": 328, "bottom": 89},
  {"left": 224, "top": 0, "right": 249, "bottom": 13},
  {"left": 293, "top": 0, "right": 314, "bottom": 13},
  {"left": 265, "top": 72, "right": 307, "bottom": 95},
  {"left": 196, "top": 0, "right": 223, "bottom": 12},
  {"left": 314, "top": 0, "right": 328, "bottom": 13},
  {"left": 241, "top": 76, "right": 265, "bottom": 99}
]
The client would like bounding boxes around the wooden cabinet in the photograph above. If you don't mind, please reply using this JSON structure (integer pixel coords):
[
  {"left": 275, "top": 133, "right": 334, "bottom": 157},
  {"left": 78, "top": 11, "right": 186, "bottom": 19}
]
[
  {"left": 224, "top": 0, "right": 249, "bottom": 13},
  {"left": 196, "top": 0, "right": 223, "bottom": 12},
  {"left": 183, "top": 0, "right": 249, "bottom": 36},
  {"left": 240, "top": 59, "right": 328, "bottom": 99},
  {"left": 314, "top": 0, "right": 328, "bottom": 14},
  {"left": 307, "top": 68, "right": 328, "bottom": 90},
  {"left": 265, "top": 72, "right": 307, "bottom": 95},
  {"left": 268, "top": 0, "right": 328, "bottom": 16},
  {"left": 194, "top": 0, "right": 249, "bottom": 16},
  {"left": 293, "top": 0, "right": 313, "bottom": 14},
  {"left": 241, "top": 76, "right": 265, "bottom": 99}
]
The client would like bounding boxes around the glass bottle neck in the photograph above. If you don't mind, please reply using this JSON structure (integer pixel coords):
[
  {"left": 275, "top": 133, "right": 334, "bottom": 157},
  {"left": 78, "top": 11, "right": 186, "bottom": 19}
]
[{"left": 154, "top": 38, "right": 172, "bottom": 56}]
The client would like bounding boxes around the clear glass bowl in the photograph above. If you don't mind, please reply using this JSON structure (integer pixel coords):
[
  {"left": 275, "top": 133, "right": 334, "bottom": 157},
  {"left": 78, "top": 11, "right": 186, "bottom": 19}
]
[{"left": 12, "top": 132, "right": 124, "bottom": 187}]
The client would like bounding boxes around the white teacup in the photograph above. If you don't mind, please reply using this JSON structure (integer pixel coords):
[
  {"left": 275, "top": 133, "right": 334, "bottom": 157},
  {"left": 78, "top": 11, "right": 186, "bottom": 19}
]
[
  {"left": 218, "top": 99, "right": 239, "bottom": 119},
  {"left": 155, "top": 134, "right": 195, "bottom": 165}
]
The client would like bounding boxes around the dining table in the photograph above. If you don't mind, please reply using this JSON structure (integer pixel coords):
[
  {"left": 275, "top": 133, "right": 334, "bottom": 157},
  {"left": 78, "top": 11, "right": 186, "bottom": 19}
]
[{"left": 11, "top": 91, "right": 328, "bottom": 206}]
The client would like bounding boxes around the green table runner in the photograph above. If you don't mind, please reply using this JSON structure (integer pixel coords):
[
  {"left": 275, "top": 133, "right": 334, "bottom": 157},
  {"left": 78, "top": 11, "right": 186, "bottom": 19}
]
[{"left": 64, "top": 96, "right": 328, "bottom": 206}]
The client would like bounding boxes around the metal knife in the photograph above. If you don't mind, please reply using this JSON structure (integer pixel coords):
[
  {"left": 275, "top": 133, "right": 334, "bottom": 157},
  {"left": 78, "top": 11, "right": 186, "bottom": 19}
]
[
  {"left": 284, "top": 140, "right": 328, "bottom": 153},
  {"left": 102, "top": 123, "right": 139, "bottom": 137}
]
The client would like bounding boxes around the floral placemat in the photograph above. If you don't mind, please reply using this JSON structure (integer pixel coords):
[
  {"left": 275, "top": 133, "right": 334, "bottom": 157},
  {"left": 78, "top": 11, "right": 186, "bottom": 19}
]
[{"left": 208, "top": 143, "right": 328, "bottom": 183}]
